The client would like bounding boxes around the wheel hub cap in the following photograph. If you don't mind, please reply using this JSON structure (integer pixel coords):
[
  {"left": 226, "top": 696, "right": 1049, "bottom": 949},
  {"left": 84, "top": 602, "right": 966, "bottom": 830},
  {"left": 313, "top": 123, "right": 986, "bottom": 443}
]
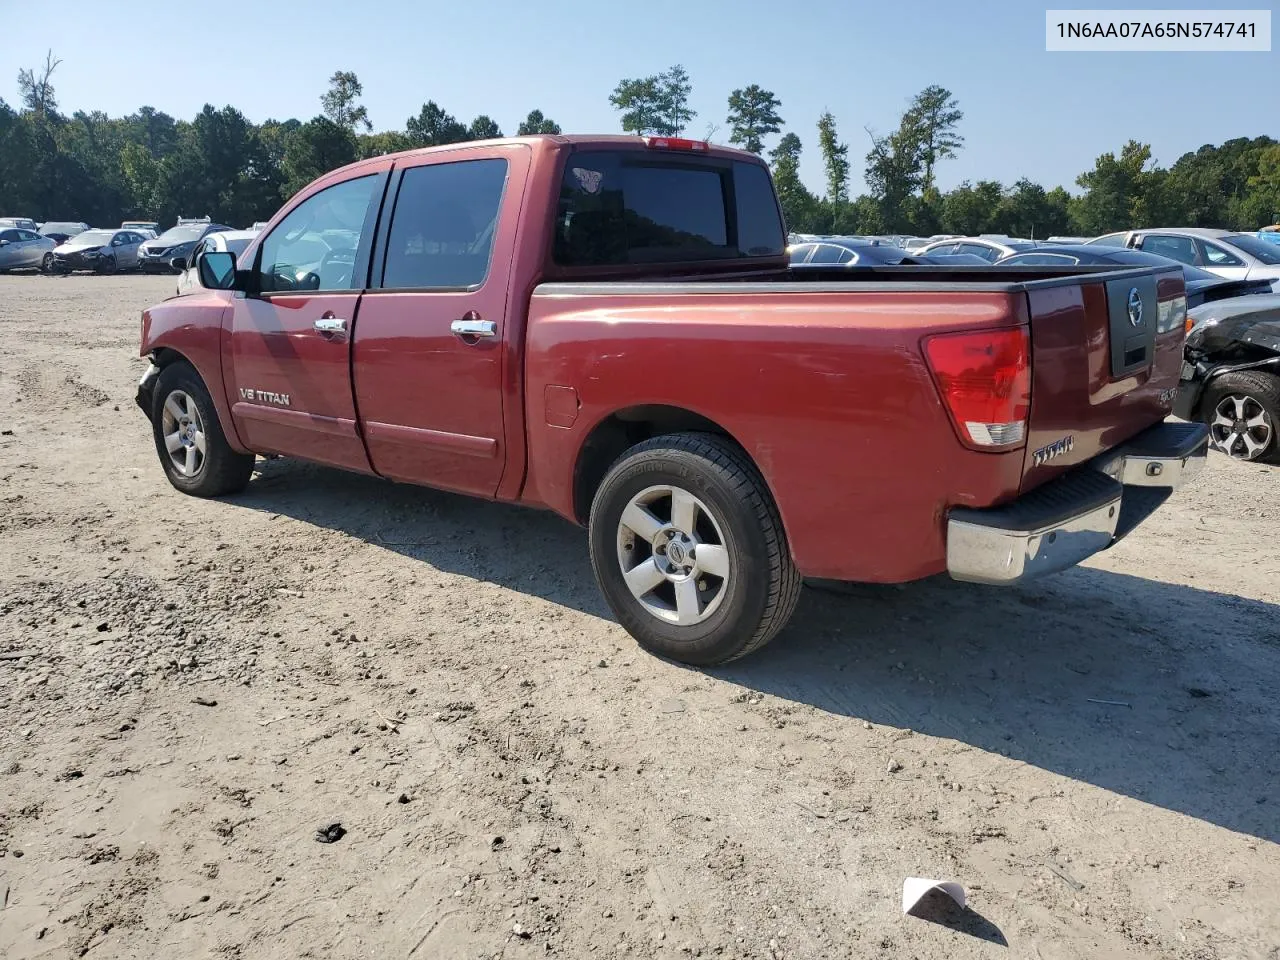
[{"left": 616, "top": 484, "right": 731, "bottom": 626}]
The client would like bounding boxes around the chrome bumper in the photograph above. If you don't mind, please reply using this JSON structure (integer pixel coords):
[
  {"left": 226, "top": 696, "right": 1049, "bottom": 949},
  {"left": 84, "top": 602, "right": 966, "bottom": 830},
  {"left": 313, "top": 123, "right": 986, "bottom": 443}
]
[{"left": 946, "top": 421, "right": 1207, "bottom": 585}]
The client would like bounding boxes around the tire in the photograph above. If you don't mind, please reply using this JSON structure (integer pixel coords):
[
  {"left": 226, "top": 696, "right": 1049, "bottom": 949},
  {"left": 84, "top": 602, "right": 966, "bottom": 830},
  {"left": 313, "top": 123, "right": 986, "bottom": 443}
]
[
  {"left": 41, "top": 252, "right": 54, "bottom": 273},
  {"left": 150, "top": 362, "right": 255, "bottom": 497},
  {"left": 1202, "top": 370, "right": 1280, "bottom": 464},
  {"left": 588, "top": 432, "right": 801, "bottom": 666},
  {"left": 97, "top": 255, "right": 116, "bottom": 275}
]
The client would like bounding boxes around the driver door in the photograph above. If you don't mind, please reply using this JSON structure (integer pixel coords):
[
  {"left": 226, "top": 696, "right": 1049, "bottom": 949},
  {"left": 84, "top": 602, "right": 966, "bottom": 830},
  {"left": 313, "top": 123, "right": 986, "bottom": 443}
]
[{"left": 226, "top": 168, "right": 388, "bottom": 473}]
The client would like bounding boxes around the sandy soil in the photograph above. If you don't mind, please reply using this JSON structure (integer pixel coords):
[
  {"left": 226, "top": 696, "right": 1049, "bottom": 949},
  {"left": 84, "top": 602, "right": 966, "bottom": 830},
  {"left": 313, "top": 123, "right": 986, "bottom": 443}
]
[{"left": 0, "top": 273, "right": 1278, "bottom": 960}]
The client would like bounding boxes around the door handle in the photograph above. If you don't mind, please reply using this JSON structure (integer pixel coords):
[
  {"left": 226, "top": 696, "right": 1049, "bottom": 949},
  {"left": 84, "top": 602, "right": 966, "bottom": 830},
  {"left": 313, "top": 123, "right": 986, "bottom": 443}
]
[
  {"left": 314, "top": 316, "right": 348, "bottom": 336},
  {"left": 451, "top": 315, "right": 497, "bottom": 339}
]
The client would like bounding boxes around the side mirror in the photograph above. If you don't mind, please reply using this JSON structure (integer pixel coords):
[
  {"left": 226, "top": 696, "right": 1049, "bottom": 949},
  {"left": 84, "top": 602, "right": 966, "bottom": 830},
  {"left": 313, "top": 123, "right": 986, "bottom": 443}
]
[
  {"left": 196, "top": 250, "right": 238, "bottom": 290},
  {"left": 170, "top": 256, "right": 189, "bottom": 272},
  {"left": 112, "top": 238, "right": 123, "bottom": 246},
  {"left": 0, "top": 239, "right": 8, "bottom": 247}
]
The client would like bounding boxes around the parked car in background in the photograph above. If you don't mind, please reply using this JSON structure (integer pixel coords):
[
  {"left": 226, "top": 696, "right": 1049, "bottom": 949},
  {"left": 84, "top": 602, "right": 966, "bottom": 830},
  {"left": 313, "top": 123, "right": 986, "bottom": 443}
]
[
  {"left": 122, "top": 220, "right": 160, "bottom": 235},
  {"left": 1258, "top": 229, "right": 1280, "bottom": 247},
  {"left": 138, "top": 222, "right": 232, "bottom": 273},
  {"left": 994, "top": 245, "right": 1276, "bottom": 309},
  {"left": 176, "top": 216, "right": 212, "bottom": 227},
  {"left": 1043, "top": 236, "right": 1093, "bottom": 245},
  {"left": 174, "top": 229, "right": 261, "bottom": 296},
  {"left": 788, "top": 238, "right": 917, "bottom": 266},
  {"left": 788, "top": 238, "right": 991, "bottom": 268},
  {"left": 0, "top": 217, "right": 40, "bottom": 232},
  {"left": 50, "top": 228, "right": 147, "bottom": 273},
  {"left": 38, "top": 221, "right": 90, "bottom": 245},
  {"left": 0, "top": 227, "right": 57, "bottom": 272},
  {"left": 249, "top": 221, "right": 270, "bottom": 231},
  {"left": 1176, "top": 295, "right": 1280, "bottom": 463},
  {"left": 1086, "top": 228, "right": 1280, "bottom": 291},
  {"left": 917, "top": 235, "right": 1039, "bottom": 262}
]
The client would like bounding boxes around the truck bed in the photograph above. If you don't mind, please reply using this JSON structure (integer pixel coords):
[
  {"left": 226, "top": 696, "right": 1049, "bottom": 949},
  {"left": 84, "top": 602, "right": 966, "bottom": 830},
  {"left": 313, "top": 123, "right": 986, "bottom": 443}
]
[{"left": 524, "top": 263, "right": 1186, "bottom": 582}]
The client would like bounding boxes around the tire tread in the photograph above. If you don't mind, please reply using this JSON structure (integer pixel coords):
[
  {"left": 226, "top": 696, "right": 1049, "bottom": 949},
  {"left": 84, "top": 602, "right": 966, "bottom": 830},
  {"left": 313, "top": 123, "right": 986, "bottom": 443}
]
[{"left": 1204, "top": 370, "right": 1280, "bottom": 465}]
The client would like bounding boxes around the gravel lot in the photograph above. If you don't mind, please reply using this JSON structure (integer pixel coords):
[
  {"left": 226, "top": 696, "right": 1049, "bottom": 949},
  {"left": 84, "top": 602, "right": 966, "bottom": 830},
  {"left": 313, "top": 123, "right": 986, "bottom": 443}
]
[{"left": 1, "top": 273, "right": 1278, "bottom": 960}]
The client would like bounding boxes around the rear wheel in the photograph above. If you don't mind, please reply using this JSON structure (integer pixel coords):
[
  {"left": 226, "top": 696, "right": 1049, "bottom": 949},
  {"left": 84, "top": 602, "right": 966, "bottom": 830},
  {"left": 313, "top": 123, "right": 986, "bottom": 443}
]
[
  {"left": 151, "top": 362, "right": 255, "bottom": 497},
  {"left": 1203, "top": 371, "right": 1280, "bottom": 464},
  {"left": 588, "top": 432, "right": 801, "bottom": 666}
]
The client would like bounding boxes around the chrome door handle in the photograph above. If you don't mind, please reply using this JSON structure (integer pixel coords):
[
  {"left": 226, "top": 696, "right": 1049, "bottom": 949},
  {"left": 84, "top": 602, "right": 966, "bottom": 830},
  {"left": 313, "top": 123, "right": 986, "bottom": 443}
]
[
  {"left": 451, "top": 317, "right": 497, "bottom": 338},
  {"left": 314, "top": 317, "right": 348, "bottom": 335}
]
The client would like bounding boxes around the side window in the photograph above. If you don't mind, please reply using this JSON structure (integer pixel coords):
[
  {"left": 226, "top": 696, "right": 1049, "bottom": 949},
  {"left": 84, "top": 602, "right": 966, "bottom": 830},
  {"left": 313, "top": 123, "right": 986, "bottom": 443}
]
[
  {"left": 1139, "top": 234, "right": 1197, "bottom": 265},
  {"left": 809, "top": 244, "right": 846, "bottom": 265},
  {"left": 0, "top": 229, "right": 18, "bottom": 243},
  {"left": 959, "top": 243, "right": 999, "bottom": 261},
  {"left": 258, "top": 174, "right": 379, "bottom": 293},
  {"left": 18, "top": 229, "right": 39, "bottom": 242},
  {"left": 382, "top": 158, "right": 508, "bottom": 290},
  {"left": 1200, "top": 241, "right": 1243, "bottom": 266},
  {"left": 1004, "top": 253, "right": 1076, "bottom": 266}
]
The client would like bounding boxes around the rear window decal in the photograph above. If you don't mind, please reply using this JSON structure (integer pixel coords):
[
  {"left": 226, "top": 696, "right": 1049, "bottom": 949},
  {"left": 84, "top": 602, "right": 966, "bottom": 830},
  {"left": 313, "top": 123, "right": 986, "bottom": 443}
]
[{"left": 572, "top": 168, "right": 603, "bottom": 194}]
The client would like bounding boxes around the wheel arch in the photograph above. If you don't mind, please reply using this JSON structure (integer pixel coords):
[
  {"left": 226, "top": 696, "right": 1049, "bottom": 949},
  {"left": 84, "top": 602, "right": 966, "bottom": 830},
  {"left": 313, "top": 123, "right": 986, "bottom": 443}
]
[{"left": 570, "top": 404, "right": 774, "bottom": 527}]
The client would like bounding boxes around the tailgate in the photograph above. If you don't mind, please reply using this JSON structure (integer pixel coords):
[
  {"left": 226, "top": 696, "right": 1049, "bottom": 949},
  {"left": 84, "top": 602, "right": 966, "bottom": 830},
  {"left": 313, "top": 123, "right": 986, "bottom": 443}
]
[{"left": 1019, "top": 266, "right": 1186, "bottom": 492}]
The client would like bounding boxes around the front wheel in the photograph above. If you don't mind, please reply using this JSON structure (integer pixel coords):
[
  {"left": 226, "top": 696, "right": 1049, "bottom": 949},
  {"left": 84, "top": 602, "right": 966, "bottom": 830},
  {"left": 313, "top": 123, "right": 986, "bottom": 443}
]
[
  {"left": 151, "top": 362, "right": 255, "bottom": 497},
  {"left": 1203, "top": 370, "right": 1280, "bottom": 464},
  {"left": 41, "top": 252, "right": 54, "bottom": 273},
  {"left": 588, "top": 433, "right": 801, "bottom": 666},
  {"left": 97, "top": 254, "right": 116, "bottom": 275}
]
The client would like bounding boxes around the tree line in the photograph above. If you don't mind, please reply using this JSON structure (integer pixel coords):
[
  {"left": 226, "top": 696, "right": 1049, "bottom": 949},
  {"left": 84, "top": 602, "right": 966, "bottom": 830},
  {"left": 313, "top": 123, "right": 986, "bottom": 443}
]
[{"left": 2, "top": 52, "right": 1277, "bottom": 238}]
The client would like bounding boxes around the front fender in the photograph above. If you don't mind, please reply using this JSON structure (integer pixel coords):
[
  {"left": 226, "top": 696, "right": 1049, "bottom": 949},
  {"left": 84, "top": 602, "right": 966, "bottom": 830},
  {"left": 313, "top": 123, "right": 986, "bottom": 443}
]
[{"left": 140, "top": 292, "right": 250, "bottom": 454}]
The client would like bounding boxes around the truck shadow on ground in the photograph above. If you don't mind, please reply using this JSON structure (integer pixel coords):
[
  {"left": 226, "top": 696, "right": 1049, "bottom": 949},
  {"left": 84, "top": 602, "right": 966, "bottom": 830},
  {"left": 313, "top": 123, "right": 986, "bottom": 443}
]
[{"left": 235, "top": 458, "right": 1280, "bottom": 845}]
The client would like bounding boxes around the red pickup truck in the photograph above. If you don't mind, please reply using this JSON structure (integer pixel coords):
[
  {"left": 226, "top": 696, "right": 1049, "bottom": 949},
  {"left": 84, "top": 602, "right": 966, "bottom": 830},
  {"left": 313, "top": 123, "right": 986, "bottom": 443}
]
[{"left": 136, "top": 135, "right": 1207, "bottom": 665}]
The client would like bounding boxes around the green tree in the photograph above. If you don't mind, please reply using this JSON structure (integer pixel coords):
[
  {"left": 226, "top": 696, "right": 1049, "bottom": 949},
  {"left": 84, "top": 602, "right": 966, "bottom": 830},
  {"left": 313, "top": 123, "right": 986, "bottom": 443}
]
[
  {"left": 902, "top": 85, "right": 963, "bottom": 193},
  {"left": 991, "top": 178, "right": 1071, "bottom": 238},
  {"left": 816, "top": 112, "right": 849, "bottom": 204},
  {"left": 864, "top": 125, "right": 923, "bottom": 232},
  {"left": 280, "top": 117, "right": 358, "bottom": 199},
  {"left": 941, "top": 179, "right": 1004, "bottom": 235},
  {"left": 610, "top": 65, "right": 695, "bottom": 136},
  {"left": 1072, "top": 140, "right": 1159, "bottom": 233},
  {"left": 405, "top": 101, "right": 467, "bottom": 147},
  {"left": 358, "top": 130, "right": 413, "bottom": 158},
  {"left": 320, "top": 70, "right": 371, "bottom": 132},
  {"left": 516, "top": 109, "right": 561, "bottom": 136},
  {"left": 467, "top": 115, "right": 503, "bottom": 140},
  {"left": 726, "top": 84, "right": 783, "bottom": 154},
  {"left": 17, "top": 49, "right": 61, "bottom": 118},
  {"left": 769, "top": 132, "right": 817, "bottom": 231}
]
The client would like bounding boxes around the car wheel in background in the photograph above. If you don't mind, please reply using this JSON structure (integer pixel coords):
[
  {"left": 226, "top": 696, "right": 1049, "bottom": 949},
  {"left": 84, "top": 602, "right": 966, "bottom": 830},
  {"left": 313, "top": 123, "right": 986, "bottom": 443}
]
[
  {"left": 41, "top": 252, "right": 54, "bottom": 273},
  {"left": 1203, "top": 370, "right": 1280, "bottom": 464},
  {"left": 97, "top": 254, "right": 116, "bottom": 275},
  {"left": 588, "top": 432, "right": 801, "bottom": 666}
]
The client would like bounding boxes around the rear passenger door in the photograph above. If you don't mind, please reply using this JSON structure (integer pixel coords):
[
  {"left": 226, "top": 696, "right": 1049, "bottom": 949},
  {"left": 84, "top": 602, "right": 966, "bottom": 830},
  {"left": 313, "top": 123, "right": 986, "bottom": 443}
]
[{"left": 352, "top": 144, "right": 530, "bottom": 496}]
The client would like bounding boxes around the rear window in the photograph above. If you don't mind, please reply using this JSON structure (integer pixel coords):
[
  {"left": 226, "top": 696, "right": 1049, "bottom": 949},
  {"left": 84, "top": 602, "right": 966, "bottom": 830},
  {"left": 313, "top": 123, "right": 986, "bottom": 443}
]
[
  {"left": 1222, "top": 233, "right": 1280, "bottom": 265},
  {"left": 553, "top": 151, "right": 784, "bottom": 267}
]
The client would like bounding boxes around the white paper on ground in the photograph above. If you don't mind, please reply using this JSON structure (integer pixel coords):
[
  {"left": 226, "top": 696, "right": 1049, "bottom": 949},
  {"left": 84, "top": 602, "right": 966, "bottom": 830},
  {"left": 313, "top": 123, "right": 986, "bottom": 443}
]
[{"left": 902, "top": 877, "right": 966, "bottom": 915}]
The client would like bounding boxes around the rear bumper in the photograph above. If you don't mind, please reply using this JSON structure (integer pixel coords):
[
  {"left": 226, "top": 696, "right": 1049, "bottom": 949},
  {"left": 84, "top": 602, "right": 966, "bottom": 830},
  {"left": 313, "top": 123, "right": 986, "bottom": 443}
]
[{"left": 946, "top": 421, "right": 1207, "bottom": 585}]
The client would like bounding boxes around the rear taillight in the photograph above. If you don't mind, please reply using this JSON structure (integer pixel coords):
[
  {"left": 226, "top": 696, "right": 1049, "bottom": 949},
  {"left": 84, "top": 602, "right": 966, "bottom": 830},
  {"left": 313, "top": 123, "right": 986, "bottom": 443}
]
[
  {"left": 1158, "top": 295, "right": 1187, "bottom": 334},
  {"left": 923, "top": 327, "right": 1031, "bottom": 450}
]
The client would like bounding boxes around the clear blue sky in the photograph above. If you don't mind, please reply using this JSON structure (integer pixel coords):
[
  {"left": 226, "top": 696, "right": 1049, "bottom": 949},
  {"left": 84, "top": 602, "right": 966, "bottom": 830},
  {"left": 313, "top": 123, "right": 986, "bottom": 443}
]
[{"left": 2, "top": 1, "right": 1275, "bottom": 195}]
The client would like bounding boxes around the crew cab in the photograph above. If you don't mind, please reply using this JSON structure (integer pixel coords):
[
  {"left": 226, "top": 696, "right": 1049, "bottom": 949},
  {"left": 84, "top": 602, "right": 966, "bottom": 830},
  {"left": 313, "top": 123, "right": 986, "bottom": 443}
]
[{"left": 136, "top": 135, "right": 1208, "bottom": 665}]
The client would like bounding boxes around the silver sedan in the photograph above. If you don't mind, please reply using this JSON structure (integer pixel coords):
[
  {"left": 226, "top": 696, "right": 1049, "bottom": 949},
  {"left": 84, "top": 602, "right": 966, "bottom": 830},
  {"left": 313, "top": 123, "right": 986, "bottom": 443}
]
[{"left": 0, "top": 227, "right": 57, "bottom": 272}]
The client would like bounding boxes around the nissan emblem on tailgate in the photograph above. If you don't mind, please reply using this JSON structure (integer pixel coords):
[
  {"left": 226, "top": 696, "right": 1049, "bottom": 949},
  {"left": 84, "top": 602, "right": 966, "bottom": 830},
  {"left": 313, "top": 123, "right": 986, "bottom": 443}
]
[{"left": 1127, "top": 287, "right": 1144, "bottom": 327}]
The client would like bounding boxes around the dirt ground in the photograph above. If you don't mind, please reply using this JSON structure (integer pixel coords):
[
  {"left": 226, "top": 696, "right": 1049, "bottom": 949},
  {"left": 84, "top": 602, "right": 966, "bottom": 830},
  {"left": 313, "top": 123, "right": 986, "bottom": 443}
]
[{"left": 0, "top": 273, "right": 1277, "bottom": 960}]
